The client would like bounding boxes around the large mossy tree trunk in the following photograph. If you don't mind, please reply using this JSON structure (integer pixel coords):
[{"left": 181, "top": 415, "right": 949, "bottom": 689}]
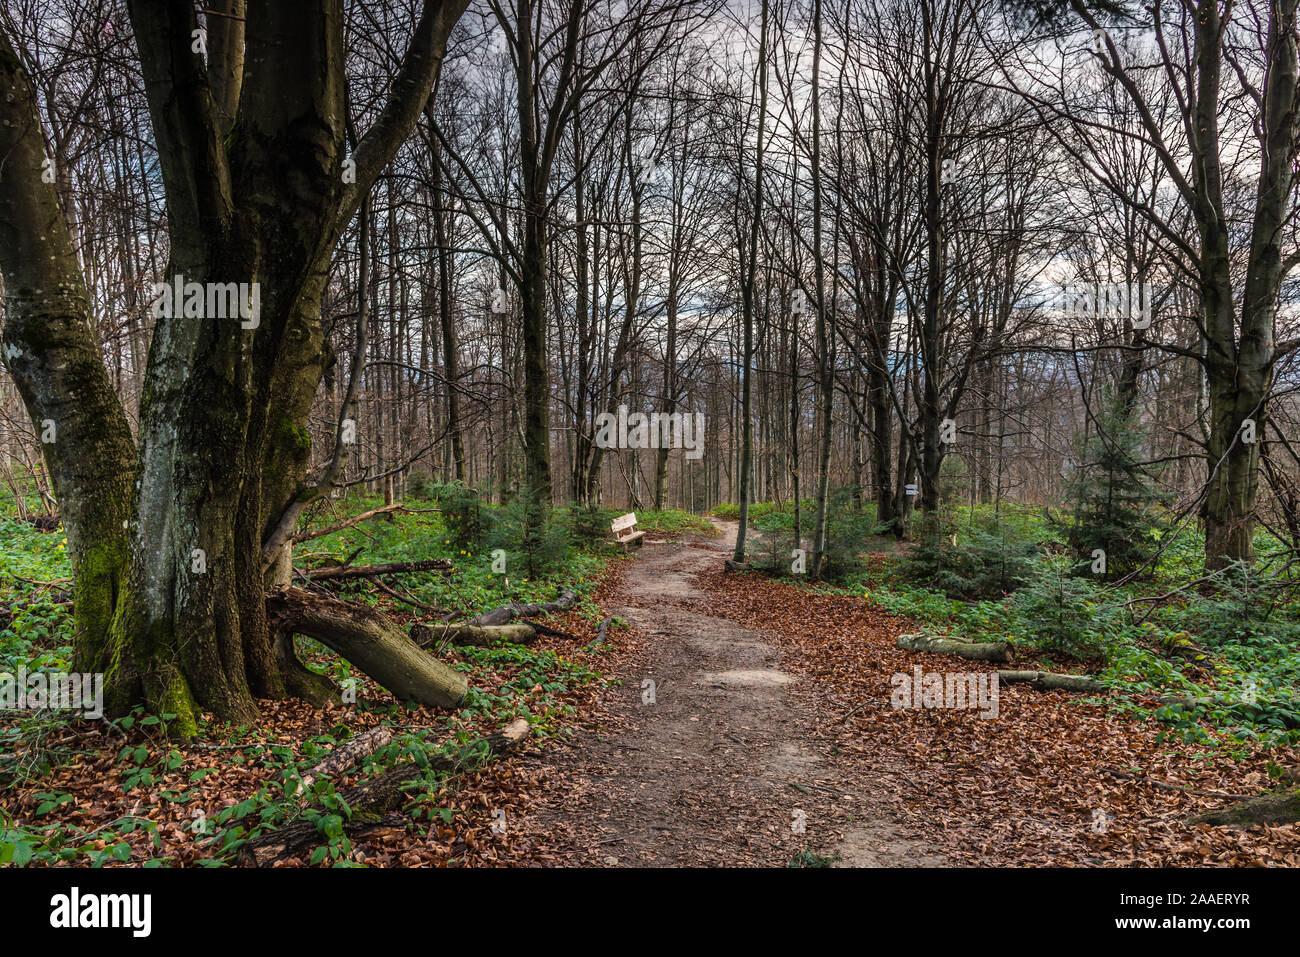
[{"left": 0, "top": 0, "right": 470, "bottom": 735}]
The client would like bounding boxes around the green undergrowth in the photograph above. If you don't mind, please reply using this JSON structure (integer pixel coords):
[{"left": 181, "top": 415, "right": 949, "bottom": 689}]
[
  {"left": 0, "top": 627, "right": 609, "bottom": 867},
  {"left": 0, "top": 516, "right": 75, "bottom": 677},
  {"left": 736, "top": 498, "right": 1300, "bottom": 750},
  {"left": 0, "top": 491, "right": 643, "bottom": 866}
]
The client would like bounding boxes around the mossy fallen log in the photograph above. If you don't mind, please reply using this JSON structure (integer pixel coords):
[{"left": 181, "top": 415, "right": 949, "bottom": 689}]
[
  {"left": 997, "top": 670, "right": 1106, "bottom": 693},
  {"left": 410, "top": 622, "right": 539, "bottom": 648},
  {"left": 896, "top": 632, "right": 1011, "bottom": 663},
  {"left": 466, "top": 589, "right": 578, "bottom": 626}
]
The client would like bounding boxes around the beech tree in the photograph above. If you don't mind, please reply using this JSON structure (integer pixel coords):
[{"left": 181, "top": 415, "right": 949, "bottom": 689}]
[
  {"left": 0, "top": 0, "right": 471, "bottom": 734},
  {"left": 1006, "top": 0, "right": 1300, "bottom": 568}
]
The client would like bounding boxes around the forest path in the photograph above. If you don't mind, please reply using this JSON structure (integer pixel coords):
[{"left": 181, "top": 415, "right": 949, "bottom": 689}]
[{"left": 508, "top": 519, "right": 944, "bottom": 866}]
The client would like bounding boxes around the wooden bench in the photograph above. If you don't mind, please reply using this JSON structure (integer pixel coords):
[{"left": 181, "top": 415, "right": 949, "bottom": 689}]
[{"left": 611, "top": 512, "right": 647, "bottom": 551}]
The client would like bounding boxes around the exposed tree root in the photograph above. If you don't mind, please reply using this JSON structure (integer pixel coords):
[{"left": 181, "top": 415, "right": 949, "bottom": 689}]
[{"left": 266, "top": 586, "right": 467, "bottom": 708}]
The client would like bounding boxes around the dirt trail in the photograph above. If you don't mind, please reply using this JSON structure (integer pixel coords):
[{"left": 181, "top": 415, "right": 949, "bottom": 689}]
[{"left": 510, "top": 520, "right": 944, "bottom": 866}]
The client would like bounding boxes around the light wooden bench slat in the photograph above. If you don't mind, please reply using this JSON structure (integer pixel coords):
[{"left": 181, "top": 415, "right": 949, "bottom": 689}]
[{"left": 611, "top": 512, "right": 646, "bottom": 548}]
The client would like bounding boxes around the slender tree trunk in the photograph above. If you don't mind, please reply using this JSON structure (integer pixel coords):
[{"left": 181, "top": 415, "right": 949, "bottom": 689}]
[
  {"left": 809, "top": 0, "right": 834, "bottom": 578},
  {"left": 734, "top": 0, "right": 769, "bottom": 564}
]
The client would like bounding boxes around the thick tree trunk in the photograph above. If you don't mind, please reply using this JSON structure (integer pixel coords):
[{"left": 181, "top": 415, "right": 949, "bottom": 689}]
[
  {"left": 1190, "top": 0, "right": 1296, "bottom": 570},
  {"left": 515, "top": 0, "right": 553, "bottom": 505},
  {"left": 0, "top": 30, "right": 136, "bottom": 693},
  {"left": 0, "top": 1, "right": 471, "bottom": 735}
]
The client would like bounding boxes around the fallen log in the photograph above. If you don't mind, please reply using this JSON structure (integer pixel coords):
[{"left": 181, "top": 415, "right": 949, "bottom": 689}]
[
  {"left": 1189, "top": 788, "right": 1300, "bottom": 826},
  {"left": 520, "top": 619, "right": 578, "bottom": 640},
  {"left": 266, "top": 586, "right": 467, "bottom": 708},
  {"left": 410, "top": 622, "right": 539, "bottom": 648},
  {"left": 238, "top": 718, "right": 532, "bottom": 867},
  {"left": 896, "top": 632, "right": 1011, "bottom": 663},
  {"left": 467, "top": 589, "right": 578, "bottom": 627},
  {"left": 297, "top": 727, "right": 395, "bottom": 795},
  {"left": 298, "top": 558, "right": 453, "bottom": 581},
  {"left": 997, "top": 670, "right": 1107, "bottom": 693}
]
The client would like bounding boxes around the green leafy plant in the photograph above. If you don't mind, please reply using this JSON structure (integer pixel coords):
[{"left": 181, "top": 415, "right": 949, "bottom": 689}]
[
  {"left": 1056, "top": 396, "right": 1171, "bottom": 581},
  {"left": 899, "top": 526, "right": 1041, "bottom": 598},
  {"left": 1005, "top": 556, "right": 1113, "bottom": 660},
  {"left": 433, "top": 481, "right": 487, "bottom": 549}
]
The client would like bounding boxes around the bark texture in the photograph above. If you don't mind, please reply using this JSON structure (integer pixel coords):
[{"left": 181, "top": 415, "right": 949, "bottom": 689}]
[{"left": 0, "top": 1, "right": 472, "bottom": 733}]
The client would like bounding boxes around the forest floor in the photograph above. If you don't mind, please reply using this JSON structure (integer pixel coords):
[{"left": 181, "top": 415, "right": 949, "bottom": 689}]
[
  {"left": 460, "top": 520, "right": 1300, "bottom": 867},
  {"left": 500, "top": 518, "right": 944, "bottom": 866},
  {"left": 5, "top": 513, "right": 1298, "bottom": 867}
]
